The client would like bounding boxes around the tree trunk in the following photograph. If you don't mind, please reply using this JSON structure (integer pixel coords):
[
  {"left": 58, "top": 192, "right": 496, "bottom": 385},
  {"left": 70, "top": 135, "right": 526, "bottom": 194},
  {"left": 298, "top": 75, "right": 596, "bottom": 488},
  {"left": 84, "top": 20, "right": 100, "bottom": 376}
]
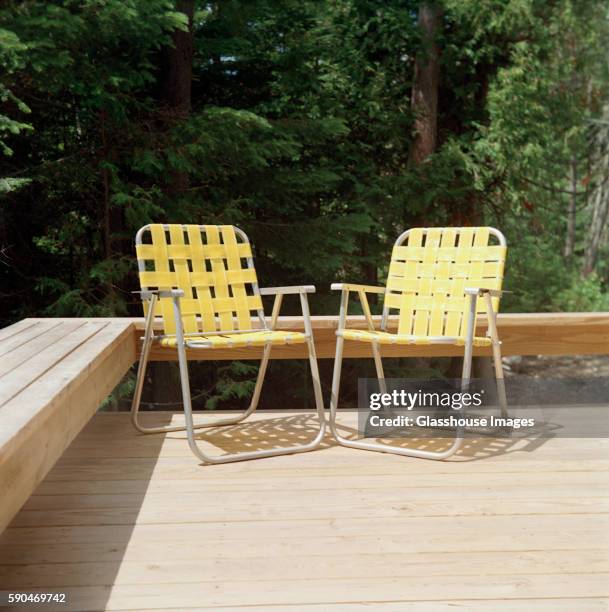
[
  {"left": 162, "top": 0, "right": 194, "bottom": 195},
  {"left": 163, "top": 0, "right": 194, "bottom": 120},
  {"left": 410, "top": 3, "right": 451, "bottom": 374},
  {"left": 564, "top": 157, "right": 577, "bottom": 258},
  {"left": 100, "top": 109, "right": 111, "bottom": 258},
  {"left": 583, "top": 171, "right": 609, "bottom": 275},
  {"left": 583, "top": 120, "right": 609, "bottom": 276},
  {"left": 409, "top": 2, "right": 442, "bottom": 165},
  {"left": 150, "top": 0, "right": 195, "bottom": 404}
]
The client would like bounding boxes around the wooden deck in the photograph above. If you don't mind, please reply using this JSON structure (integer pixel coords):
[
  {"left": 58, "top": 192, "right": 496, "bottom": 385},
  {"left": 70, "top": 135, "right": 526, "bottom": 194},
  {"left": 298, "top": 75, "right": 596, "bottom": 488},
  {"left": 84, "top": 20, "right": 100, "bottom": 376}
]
[
  {"left": 1, "top": 411, "right": 609, "bottom": 611},
  {"left": 6, "top": 312, "right": 609, "bottom": 535},
  {"left": 2, "top": 314, "right": 609, "bottom": 610}
]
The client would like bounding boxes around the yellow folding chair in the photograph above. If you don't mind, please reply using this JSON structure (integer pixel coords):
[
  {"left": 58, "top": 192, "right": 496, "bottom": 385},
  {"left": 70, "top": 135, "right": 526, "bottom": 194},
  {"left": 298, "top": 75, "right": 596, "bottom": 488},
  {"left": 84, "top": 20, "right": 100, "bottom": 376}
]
[
  {"left": 131, "top": 224, "right": 325, "bottom": 464},
  {"left": 329, "top": 226, "right": 507, "bottom": 460}
]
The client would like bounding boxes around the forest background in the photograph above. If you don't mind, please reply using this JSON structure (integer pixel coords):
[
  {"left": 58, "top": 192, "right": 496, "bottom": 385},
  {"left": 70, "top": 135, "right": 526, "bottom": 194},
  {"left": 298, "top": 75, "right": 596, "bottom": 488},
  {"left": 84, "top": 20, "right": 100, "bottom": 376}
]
[{"left": 2, "top": 0, "right": 609, "bottom": 408}]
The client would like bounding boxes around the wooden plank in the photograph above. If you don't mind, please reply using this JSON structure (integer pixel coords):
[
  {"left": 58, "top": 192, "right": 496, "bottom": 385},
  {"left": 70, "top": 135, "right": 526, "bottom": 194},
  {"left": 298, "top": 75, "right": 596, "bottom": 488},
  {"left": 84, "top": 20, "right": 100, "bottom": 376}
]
[
  {"left": 1, "top": 524, "right": 606, "bottom": 563},
  {"left": 103, "top": 603, "right": 609, "bottom": 612},
  {"left": 0, "top": 318, "right": 41, "bottom": 343},
  {"left": 29, "top": 477, "right": 609, "bottom": 501},
  {"left": 0, "top": 320, "right": 84, "bottom": 378},
  {"left": 11, "top": 497, "right": 609, "bottom": 527},
  {"left": 24, "top": 485, "right": 606, "bottom": 513},
  {"left": 59, "top": 439, "right": 609, "bottom": 466},
  {"left": 6, "top": 513, "right": 607, "bottom": 545},
  {"left": 17, "top": 603, "right": 605, "bottom": 612},
  {"left": 2, "top": 549, "right": 609, "bottom": 586},
  {"left": 0, "top": 321, "right": 135, "bottom": 535},
  {"left": 0, "top": 321, "right": 105, "bottom": 407},
  {"left": 0, "top": 320, "right": 63, "bottom": 358},
  {"left": 2, "top": 512, "right": 608, "bottom": 552},
  {"left": 4, "top": 574, "right": 607, "bottom": 610},
  {"left": 8, "top": 311, "right": 607, "bottom": 365},
  {"left": 131, "top": 312, "right": 609, "bottom": 360},
  {"left": 40, "top": 460, "right": 609, "bottom": 488}
]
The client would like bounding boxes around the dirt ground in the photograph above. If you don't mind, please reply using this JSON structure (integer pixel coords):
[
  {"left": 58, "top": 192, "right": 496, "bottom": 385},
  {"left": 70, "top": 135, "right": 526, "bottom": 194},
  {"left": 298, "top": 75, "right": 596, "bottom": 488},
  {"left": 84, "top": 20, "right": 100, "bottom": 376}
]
[{"left": 505, "top": 354, "right": 609, "bottom": 378}]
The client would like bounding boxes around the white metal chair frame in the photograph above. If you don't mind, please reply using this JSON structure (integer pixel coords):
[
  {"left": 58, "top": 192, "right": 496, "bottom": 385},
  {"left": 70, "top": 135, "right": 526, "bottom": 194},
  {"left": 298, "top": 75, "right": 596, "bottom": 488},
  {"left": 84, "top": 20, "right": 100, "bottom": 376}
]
[
  {"left": 131, "top": 224, "right": 326, "bottom": 465},
  {"left": 328, "top": 227, "right": 508, "bottom": 460}
]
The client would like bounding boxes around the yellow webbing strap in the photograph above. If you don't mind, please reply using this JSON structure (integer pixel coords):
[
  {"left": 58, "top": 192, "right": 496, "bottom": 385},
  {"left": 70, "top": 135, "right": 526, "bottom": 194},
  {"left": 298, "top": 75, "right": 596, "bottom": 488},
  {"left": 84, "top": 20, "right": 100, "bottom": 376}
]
[
  {"left": 136, "top": 224, "right": 264, "bottom": 336},
  {"left": 386, "top": 227, "right": 506, "bottom": 339}
]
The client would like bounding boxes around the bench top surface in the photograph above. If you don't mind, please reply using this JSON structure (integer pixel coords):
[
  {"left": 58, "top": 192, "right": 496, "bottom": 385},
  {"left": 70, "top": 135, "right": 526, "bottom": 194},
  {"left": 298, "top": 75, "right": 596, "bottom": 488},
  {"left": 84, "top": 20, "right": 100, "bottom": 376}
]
[{"left": 0, "top": 319, "right": 133, "bottom": 449}]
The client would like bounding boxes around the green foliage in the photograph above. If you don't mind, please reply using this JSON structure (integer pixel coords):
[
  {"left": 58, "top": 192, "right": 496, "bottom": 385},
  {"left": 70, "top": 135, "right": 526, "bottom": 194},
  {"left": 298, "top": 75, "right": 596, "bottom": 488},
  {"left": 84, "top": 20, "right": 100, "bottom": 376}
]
[
  {"left": 0, "top": 177, "right": 30, "bottom": 193},
  {"left": 1, "top": 0, "right": 609, "bottom": 327},
  {"left": 205, "top": 361, "right": 258, "bottom": 410},
  {"left": 554, "top": 274, "right": 609, "bottom": 312},
  {"left": 0, "top": 27, "right": 31, "bottom": 156}
]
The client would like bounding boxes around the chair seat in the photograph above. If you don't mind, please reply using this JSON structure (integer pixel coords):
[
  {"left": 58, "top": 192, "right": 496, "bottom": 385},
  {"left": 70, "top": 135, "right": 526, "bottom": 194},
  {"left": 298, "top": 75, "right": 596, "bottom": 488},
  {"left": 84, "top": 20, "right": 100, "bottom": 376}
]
[
  {"left": 338, "top": 329, "right": 492, "bottom": 347},
  {"left": 159, "top": 330, "right": 307, "bottom": 349}
]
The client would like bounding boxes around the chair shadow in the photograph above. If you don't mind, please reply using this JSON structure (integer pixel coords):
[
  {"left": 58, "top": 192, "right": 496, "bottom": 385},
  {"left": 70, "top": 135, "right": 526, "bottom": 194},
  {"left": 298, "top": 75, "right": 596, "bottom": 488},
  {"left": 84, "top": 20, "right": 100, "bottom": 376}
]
[
  {"left": 330, "top": 413, "right": 559, "bottom": 461},
  {"left": 0, "top": 411, "right": 332, "bottom": 612},
  {"left": 185, "top": 412, "right": 333, "bottom": 454},
  {"left": 184, "top": 410, "right": 558, "bottom": 463},
  {"left": 0, "top": 408, "right": 558, "bottom": 611}
]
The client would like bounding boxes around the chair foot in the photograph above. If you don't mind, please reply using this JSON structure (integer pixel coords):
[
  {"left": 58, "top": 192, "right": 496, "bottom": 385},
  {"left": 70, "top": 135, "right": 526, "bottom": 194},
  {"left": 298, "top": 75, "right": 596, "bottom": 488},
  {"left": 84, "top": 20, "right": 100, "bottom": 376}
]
[
  {"left": 330, "top": 425, "right": 463, "bottom": 460},
  {"left": 131, "top": 409, "right": 256, "bottom": 435},
  {"left": 329, "top": 336, "right": 462, "bottom": 461},
  {"left": 183, "top": 416, "right": 326, "bottom": 465},
  {"left": 131, "top": 340, "right": 271, "bottom": 435},
  {"left": 182, "top": 339, "right": 326, "bottom": 464},
  {"left": 143, "top": 337, "right": 326, "bottom": 464}
]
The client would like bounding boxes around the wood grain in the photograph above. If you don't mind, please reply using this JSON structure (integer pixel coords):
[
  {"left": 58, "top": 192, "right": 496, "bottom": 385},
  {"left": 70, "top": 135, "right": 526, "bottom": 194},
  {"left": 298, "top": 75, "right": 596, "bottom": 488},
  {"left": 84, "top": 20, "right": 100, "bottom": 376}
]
[
  {"left": 0, "top": 412, "right": 607, "bottom": 611},
  {"left": 132, "top": 312, "right": 609, "bottom": 360},
  {"left": 0, "top": 320, "right": 135, "bottom": 535}
]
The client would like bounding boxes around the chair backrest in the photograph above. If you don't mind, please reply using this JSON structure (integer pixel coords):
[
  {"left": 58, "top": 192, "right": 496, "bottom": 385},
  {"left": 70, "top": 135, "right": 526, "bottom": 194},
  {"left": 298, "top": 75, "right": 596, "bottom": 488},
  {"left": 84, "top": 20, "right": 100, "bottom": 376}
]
[
  {"left": 382, "top": 227, "right": 507, "bottom": 338},
  {"left": 135, "top": 224, "right": 265, "bottom": 336}
]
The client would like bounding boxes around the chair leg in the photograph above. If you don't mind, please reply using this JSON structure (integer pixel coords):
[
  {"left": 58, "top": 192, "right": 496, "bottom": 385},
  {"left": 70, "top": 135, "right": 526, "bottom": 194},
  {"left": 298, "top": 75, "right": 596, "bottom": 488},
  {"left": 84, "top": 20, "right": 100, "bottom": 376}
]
[
  {"left": 329, "top": 336, "right": 463, "bottom": 460},
  {"left": 134, "top": 286, "right": 326, "bottom": 464},
  {"left": 131, "top": 341, "right": 272, "bottom": 435},
  {"left": 130, "top": 321, "right": 155, "bottom": 431},
  {"left": 179, "top": 338, "right": 325, "bottom": 465},
  {"left": 372, "top": 342, "right": 387, "bottom": 394},
  {"left": 306, "top": 337, "right": 328, "bottom": 426},
  {"left": 461, "top": 338, "right": 474, "bottom": 391},
  {"left": 492, "top": 339, "right": 508, "bottom": 417},
  {"left": 328, "top": 335, "right": 346, "bottom": 443},
  {"left": 483, "top": 292, "right": 508, "bottom": 418}
]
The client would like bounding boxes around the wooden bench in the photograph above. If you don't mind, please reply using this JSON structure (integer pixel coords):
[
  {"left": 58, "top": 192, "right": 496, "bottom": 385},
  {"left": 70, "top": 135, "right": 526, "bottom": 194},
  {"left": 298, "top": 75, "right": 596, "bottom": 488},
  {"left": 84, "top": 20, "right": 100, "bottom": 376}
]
[
  {"left": 1, "top": 312, "right": 609, "bottom": 534},
  {"left": 0, "top": 319, "right": 135, "bottom": 534}
]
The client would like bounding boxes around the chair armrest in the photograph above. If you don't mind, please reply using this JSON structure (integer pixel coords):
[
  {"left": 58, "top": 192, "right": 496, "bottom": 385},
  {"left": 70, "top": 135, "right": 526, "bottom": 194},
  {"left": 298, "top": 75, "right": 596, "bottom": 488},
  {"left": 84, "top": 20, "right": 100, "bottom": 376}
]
[
  {"left": 332, "top": 283, "right": 383, "bottom": 332},
  {"left": 260, "top": 286, "right": 316, "bottom": 334},
  {"left": 133, "top": 289, "right": 185, "bottom": 300},
  {"left": 331, "top": 283, "right": 386, "bottom": 294},
  {"left": 259, "top": 285, "right": 316, "bottom": 295},
  {"left": 464, "top": 287, "right": 510, "bottom": 298}
]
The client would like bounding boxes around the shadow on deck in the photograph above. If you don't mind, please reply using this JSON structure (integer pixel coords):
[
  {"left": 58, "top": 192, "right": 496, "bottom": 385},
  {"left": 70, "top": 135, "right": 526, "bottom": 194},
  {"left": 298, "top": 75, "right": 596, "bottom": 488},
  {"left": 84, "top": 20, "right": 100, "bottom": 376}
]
[{"left": 1, "top": 410, "right": 608, "bottom": 611}]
